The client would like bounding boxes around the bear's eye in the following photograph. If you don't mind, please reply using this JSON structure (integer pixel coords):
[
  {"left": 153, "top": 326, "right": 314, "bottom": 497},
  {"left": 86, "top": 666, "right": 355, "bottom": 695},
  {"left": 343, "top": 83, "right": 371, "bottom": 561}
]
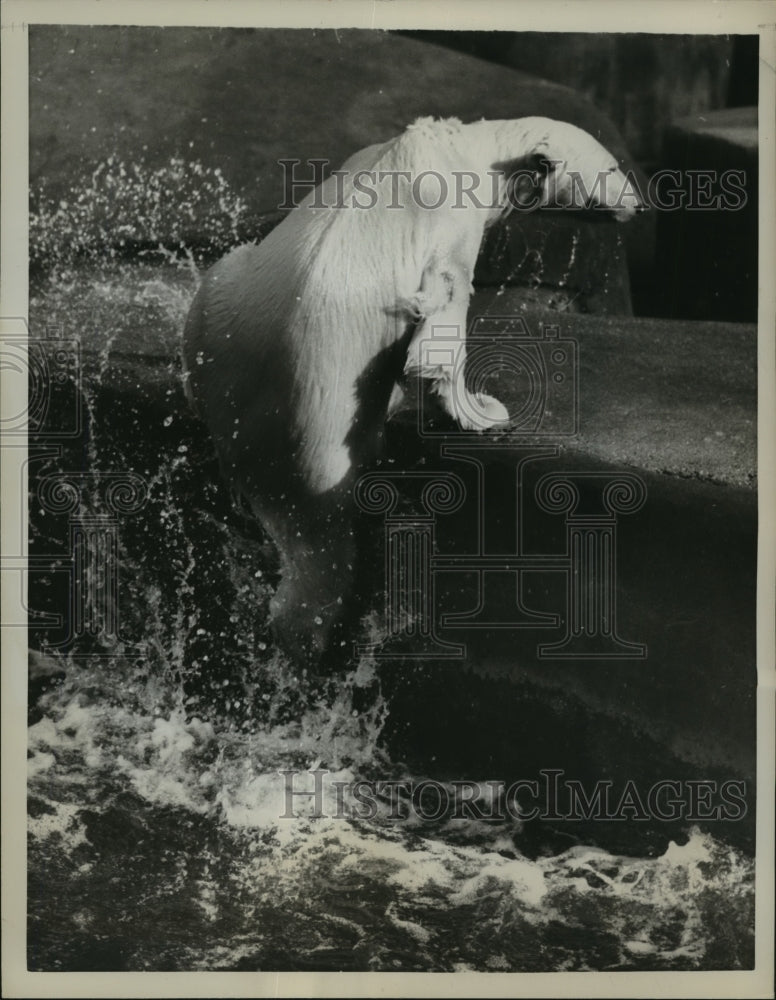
[{"left": 507, "top": 170, "right": 544, "bottom": 208}]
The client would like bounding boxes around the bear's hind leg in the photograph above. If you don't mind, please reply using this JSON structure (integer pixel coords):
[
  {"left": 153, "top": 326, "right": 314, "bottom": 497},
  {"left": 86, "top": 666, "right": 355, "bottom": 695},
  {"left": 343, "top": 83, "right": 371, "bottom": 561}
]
[{"left": 261, "top": 496, "right": 359, "bottom": 666}]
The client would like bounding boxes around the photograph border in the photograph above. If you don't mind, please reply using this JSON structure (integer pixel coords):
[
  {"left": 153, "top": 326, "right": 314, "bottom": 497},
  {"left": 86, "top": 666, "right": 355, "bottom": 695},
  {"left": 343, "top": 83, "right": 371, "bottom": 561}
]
[{"left": 2, "top": 1, "right": 774, "bottom": 997}]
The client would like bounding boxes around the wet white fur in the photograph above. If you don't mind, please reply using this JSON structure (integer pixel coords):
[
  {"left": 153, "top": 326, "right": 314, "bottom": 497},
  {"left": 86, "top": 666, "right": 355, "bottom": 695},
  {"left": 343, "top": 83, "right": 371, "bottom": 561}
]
[{"left": 183, "top": 116, "right": 640, "bottom": 660}]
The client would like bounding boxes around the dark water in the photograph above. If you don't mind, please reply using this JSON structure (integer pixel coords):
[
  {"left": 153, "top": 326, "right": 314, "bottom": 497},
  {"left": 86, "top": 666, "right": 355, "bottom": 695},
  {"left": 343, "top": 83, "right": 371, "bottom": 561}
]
[{"left": 26, "top": 159, "right": 755, "bottom": 972}]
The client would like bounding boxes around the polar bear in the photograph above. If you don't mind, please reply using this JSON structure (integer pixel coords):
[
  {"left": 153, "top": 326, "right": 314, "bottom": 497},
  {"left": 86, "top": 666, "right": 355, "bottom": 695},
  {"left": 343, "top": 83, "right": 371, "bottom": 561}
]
[{"left": 183, "top": 116, "right": 643, "bottom": 664}]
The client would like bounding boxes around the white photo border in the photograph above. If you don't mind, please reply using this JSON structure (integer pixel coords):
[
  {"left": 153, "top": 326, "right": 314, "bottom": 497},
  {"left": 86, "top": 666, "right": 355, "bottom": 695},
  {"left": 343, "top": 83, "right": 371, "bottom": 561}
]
[{"left": 2, "top": 2, "right": 774, "bottom": 997}]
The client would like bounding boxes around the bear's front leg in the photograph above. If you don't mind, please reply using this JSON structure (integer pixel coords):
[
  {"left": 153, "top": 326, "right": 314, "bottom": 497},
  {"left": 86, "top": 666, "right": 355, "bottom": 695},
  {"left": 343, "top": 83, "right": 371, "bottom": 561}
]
[{"left": 402, "top": 260, "right": 509, "bottom": 431}]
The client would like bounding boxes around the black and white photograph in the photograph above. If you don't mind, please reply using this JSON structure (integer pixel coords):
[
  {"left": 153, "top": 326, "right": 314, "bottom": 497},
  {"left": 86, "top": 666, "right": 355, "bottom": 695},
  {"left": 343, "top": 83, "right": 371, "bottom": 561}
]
[{"left": 2, "top": 0, "right": 774, "bottom": 996}]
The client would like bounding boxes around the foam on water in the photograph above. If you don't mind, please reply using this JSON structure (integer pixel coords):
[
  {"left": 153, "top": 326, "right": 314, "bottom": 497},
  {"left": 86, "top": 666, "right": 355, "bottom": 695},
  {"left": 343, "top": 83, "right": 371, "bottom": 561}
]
[{"left": 28, "top": 650, "right": 755, "bottom": 971}]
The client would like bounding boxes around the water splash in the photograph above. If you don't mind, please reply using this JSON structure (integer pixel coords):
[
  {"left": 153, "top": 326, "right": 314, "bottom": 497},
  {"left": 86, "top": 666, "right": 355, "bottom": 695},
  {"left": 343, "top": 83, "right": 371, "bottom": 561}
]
[
  {"left": 31, "top": 155, "right": 252, "bottom": 272},
  {"left": 28, "top": 667, "right": 754, "bottom": 972}
]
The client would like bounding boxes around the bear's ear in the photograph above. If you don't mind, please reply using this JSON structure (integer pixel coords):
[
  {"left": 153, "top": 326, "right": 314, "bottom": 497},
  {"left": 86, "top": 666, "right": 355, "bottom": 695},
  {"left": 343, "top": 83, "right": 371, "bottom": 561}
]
[{"left": 492, "top": 152, "right": 557, "bottom": 210}]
